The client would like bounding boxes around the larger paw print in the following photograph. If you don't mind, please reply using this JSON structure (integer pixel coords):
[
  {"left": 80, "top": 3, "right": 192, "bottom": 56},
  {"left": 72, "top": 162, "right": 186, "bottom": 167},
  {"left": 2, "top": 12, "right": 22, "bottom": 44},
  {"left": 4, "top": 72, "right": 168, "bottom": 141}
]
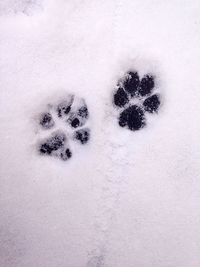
[
  {"left": 113, "top": 71, "right": 161, "bottom": 131},
  {"left": 37, "top": 94, "right": 90, "bottom": 161}
]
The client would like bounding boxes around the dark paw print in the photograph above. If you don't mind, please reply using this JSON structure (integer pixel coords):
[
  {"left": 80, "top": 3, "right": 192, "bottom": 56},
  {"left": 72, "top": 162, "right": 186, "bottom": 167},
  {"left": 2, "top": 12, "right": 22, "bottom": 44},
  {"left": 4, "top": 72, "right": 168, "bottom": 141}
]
[
  {"left": 113, "top": 71, "right": 161, "bottom": 131},
  {"left": 74, "top": 128, "right": 90, "bottom": 144},
  {"left": 37, "top": 94, "right": 90, "bottom": 161},
  {"left": 39, "top": 112, "right": 55, "bottom": 129},
  {"left": 39, "top": 132, "right": 66, "bottom": 155}
]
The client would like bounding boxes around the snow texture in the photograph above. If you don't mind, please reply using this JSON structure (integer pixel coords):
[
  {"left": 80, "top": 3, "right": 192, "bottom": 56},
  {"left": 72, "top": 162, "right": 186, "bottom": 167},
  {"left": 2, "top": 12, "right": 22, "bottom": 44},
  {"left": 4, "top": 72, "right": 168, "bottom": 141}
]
[{"left": 0, "top": 0, "right": 200, "bottom": 267}]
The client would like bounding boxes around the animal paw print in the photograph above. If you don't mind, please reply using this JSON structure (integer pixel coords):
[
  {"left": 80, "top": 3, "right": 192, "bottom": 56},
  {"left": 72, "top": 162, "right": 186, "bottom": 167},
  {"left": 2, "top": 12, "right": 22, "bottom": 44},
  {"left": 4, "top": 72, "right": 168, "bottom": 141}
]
[
  {"left": 37, "top": 94, "right": 90, "bottom": 161},
  {"left": 113, "top": 71, "right": 161, "bottom": 131}
]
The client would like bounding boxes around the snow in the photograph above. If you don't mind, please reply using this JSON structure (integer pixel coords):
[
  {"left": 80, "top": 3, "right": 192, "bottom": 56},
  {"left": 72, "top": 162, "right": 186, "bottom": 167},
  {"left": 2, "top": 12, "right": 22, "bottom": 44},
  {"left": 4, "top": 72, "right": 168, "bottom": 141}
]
[{"left": 0, "top": 0, "right": 200, "bottom": 266}]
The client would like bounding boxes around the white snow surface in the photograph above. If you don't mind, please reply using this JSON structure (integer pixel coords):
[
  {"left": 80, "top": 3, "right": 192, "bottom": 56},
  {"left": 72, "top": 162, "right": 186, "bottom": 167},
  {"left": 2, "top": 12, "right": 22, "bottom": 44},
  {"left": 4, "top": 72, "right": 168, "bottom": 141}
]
[{"left": 0, "top": 0, "right": 200, "bottom": 266}]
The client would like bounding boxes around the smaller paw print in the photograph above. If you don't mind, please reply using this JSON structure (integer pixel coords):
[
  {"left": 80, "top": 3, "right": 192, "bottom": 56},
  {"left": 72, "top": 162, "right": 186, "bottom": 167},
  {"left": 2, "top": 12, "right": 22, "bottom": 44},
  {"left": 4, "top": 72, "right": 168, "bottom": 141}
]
[
  {"left": 113, "top": 71, "right": 161, "bottom": 131},
  {"left": 36, "top": 94, "right": 90, "bottom": 161}
]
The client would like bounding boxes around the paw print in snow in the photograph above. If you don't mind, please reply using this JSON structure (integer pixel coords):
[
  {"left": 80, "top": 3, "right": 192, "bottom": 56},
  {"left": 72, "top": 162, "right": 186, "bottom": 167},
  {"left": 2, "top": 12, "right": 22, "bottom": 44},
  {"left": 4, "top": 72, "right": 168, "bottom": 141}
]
[
  {"left": 113, "top": 71, "right": 161, "bottom": 131},
  {"left": 37, "top": 94, "right": 90, "bottom": 161}
]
